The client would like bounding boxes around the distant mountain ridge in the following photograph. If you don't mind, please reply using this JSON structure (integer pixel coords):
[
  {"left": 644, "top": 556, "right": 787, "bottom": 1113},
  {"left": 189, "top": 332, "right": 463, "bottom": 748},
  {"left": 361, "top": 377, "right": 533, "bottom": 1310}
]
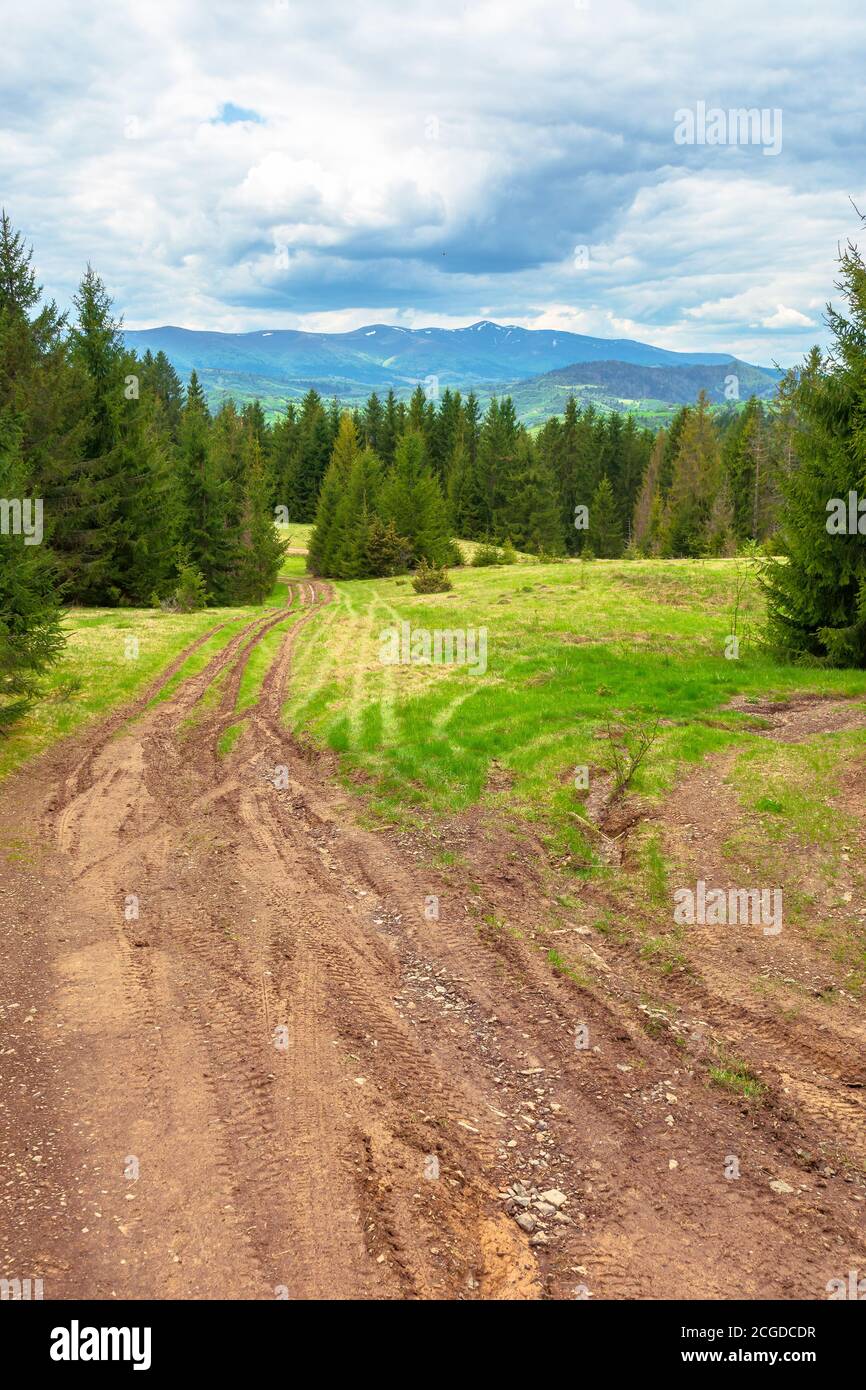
[
  {"left": 508, "top": 357, "right": 781, "bottom": 426},
  {"left": 122, "top": 319, "right": 780, "bottom": 423}
]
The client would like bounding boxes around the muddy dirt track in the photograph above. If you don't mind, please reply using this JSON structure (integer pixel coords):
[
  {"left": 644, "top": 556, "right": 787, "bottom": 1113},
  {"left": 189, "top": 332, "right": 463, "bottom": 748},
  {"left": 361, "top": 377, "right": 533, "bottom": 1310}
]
[{"left": 1, "top": 584, "right": 865, "bottom": 1299}]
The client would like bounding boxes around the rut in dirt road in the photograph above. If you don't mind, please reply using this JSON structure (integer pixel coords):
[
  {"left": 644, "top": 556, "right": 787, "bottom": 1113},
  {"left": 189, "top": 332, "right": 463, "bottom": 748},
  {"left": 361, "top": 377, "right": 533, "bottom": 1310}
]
[
  {"left": 1, "top": 586, "right": 865, "bottom": 1300},
  {"left": 1, "top": 584, "right": 534, "bottom": 1300}
]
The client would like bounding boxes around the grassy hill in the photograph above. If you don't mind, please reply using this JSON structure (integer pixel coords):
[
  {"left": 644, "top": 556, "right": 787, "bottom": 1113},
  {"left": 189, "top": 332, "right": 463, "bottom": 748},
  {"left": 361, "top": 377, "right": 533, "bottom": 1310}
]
[{"left": 508, "top": 358, "right": 781, "bottom": 428}]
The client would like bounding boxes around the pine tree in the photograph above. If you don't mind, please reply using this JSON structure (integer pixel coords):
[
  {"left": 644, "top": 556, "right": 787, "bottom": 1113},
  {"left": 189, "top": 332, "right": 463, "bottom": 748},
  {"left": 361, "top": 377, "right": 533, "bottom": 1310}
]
[
  {"left": 503, "top": 434, "right": 564, "bottom": 555},
  {"left": 430, "top": 387, "right": 462, "bottom": 487},
  {"left": 362, "top": 392, "right": 383, "bottom": 453},
  {"left": 463, "top": 392, "right": 481, "bottom": 466},
  {"left": 230, "top": 431, "right": 286, "bottom": 602},
  {"left": 269, "top": 403, "right": 299, "bottom": 516},
  {"left": 0, "top": 210, "right": 85, "bottom": 602},
  {"left": 307, "top": 413, "right": 359, "bottom": 575},
  {"left": 633, "top": 429, "right": 665, "bottom": 553},
  {"left": 475, "top": 397, "right": 519, "bottom": 539},
  {"left": 380, "top": 429, "right": 451, "bottom": 567},
  {"left": 722, "top": 396, "right": 775, "bottom": 542},
  {"left": 67, "top": 266, "right": 173, "bottom": 603},
  {"left": 704, "top": 473, "right": 737, "bottom": 556},
  {"left": 447, "top": 432, "right": 486, "bottom": 539},
  {"left": 0, "top": 414, "right": 64, "bottom": 731},
  {"left": 364, "top": 517, "right": 412, "bottom": 577},
  {"left": 140, "top": 350, "right": 184, "bottom": 440},
  {"left": 588, "top": 475, "right": 624, "bottom": 558},
  {"left": 378, "top": 389, "right": 399, "bottom": 469},
  {"left": 662, "top": 393, "right": 720, "bottom": 557},
  {"left": 290, "top": 390, "right": 331, "bottom": 521},
  {"left": 554, "top": 398, "right": 602, "bottom": 553},
  {"left": 617, "top": 414, "right": 653, "bottom": 540},
  {"left": 660, "top": 406, "right": 690, "bottom": 496},
  {"left": 175, "top": 374, "right": 232, "bottom": 602},
  {"left": 329, "top": 448, "right": 384, "bottom": 578},
  {"left": 763, "top": 241, "right": 866, "bottom": 665}
]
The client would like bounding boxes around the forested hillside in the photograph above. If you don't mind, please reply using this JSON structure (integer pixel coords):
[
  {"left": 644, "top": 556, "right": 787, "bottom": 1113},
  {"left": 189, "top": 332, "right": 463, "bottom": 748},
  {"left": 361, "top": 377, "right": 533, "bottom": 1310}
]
[
  {"left": 122, "top": 318, "right": 738, "bottom": 409},
  {"left": 4, "top": 209, "right": 866, "bottom": 744},
  {"left": 506, "top": 356, "right": 780, "bottom": 426}
]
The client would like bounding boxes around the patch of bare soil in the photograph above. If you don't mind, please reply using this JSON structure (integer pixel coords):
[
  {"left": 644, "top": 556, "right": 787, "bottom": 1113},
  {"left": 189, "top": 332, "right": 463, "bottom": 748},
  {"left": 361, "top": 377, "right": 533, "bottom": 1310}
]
[
  {"left": 1, "top": 597, "right": 865, "bottom": 1301},
  {"left": 727, "top": 692, "right": 866, "bottom": 742}
]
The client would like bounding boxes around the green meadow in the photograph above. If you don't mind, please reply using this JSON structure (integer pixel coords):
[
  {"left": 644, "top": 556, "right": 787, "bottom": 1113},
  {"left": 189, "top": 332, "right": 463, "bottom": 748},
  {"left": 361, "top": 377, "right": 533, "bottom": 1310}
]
[
  {"left": 283, "top": 557, "right": 866, "bottom": 858},
  {"left": 0, "top": 581, "right": 294, "bottom": 783},
  {"left": 6, "top": 552, "right": 866, "bottom": 917}
]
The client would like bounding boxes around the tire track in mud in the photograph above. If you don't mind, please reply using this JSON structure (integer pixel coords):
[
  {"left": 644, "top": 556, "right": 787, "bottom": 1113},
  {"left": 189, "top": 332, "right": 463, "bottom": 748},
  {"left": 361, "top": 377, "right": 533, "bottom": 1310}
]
[
  {"left": 3, "top": 592, "right": 866, "bottom": 1300},
  {"left": 7, "top": 583, "right": 532, "bottom": 1298}
]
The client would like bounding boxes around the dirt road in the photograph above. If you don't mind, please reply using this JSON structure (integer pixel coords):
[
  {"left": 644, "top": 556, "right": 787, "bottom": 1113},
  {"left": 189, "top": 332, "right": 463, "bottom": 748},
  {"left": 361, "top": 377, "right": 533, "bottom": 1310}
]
[{"left": 1, "top": 587, "right": 865, "bottom": 1299}]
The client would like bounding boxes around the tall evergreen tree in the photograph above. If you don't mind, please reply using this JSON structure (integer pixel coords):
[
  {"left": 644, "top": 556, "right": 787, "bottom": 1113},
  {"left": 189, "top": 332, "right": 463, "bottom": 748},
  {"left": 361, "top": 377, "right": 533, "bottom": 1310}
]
[
  {"left": 588, "top": 475, "right": 624, "bottom": 558},
  {"left": 307, "top": 413, "right": 359, "bottom": 575},
  {"left": 175, "top": 372, "right": 233, "bottom": 601},
  {"left": 230, "top": 431, "right": 286, "bottom": 602},
  {"left": 0, "top": 210, "right": 85, "bottom": 593},
  {"left": 662, "top": 393, "right": 720, "bottom": 557},
  {"left": 329, "top": 448, "right": 384, "bottom": 578},
  {"left": 633, "top": 429, "right": 666, "bottom": 553},
  {"left": 0, "top": 212, "right": 66, "bottom": 727},
  {"left": 763, "top": 242, "right": 866, "bottom": 666},
  {"left": 380, "top": 428, "right": 451, "bottom": 567},
  {"left": 0, "top": 430, "right": 64, "bottom": 730},
  {"left": 504, "top": 435, "right": 565, "bottom": 554},
  {"left": 67, "top": 267, "right": 172, "bottom": 602}
]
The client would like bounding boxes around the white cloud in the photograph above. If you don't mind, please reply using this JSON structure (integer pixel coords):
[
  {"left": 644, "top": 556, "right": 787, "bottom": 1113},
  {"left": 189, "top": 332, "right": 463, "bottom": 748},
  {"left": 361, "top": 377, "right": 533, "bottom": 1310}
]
[
  {"left": 1, "top": 0, "right": 864, "bottom": 364},
  {"left": 761, "top": 304, "right": 814, "bottom": 328}
]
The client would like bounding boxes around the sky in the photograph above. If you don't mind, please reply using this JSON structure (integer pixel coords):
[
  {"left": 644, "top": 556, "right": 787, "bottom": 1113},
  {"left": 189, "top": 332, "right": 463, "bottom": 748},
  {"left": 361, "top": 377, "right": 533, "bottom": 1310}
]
[{"left": 2, "top": 0, "right": 865, "bottom": 366}]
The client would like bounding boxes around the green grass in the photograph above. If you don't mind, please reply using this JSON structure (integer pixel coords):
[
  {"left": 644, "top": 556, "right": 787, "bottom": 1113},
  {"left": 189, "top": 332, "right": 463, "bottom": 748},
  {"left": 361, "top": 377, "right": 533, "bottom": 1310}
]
[
  {"left": 217, "top": 722, "right": 245, "bottom": 758},
  {"left": 277, "top": 522, "right": 314, "bottom": 554},
  {"left": 709, "top": 1055, "right": 767, "bottom": 1100},
  {"left": 546, "top": 947, "right": 588, "bottom": 985},
  {"left": 0, "top": 526, "right": 309, "bottom": 783},
  {"left": 729, "top": 736, "right": 865, "bottom": 847},
  {"left": 0, "top": 605, "right": 258, "bottom": 780},
  {"left": 148, "top": 617, "right": 256, "bottom": 708},
  {"left": 282, "top": 556, "right": 866, "bottom": 837},
  {"left": 236, "top": 611, "right": 297, "bottom": 712}
]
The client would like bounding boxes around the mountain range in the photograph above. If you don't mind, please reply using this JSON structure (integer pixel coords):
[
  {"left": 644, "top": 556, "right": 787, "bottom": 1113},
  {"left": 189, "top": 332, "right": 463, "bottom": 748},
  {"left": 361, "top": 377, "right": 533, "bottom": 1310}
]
[{"left": 122, "top": 319, "right": 781, "bottom": 424}]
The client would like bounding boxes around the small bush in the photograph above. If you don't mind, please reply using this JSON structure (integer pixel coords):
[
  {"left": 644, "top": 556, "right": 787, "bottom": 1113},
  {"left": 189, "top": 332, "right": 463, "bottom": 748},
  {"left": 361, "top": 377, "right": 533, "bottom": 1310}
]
[
  {"left": 365, "top": 518, "right": 412, "bottom": 577},
  {"left": 471, "top": 543, "right": 503, "bottom": 567},
  {"left": 172, "top": 562, "right": 209, "bottom": 613},
  {"left": 411, "top": 561, "right": 453, "bottom": 594}
]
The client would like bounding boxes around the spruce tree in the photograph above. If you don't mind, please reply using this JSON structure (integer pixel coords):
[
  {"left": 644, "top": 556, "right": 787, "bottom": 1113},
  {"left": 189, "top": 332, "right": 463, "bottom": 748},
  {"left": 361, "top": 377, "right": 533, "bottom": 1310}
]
[
  {"left": 291, "top": 390, "right": 331, "bottom": 521},
  {"left": 447, "top": 433, "right": 486, "bottom": 539},
  {"left": 175, "top": 373, "right": 232, "bottom": 602},
  {"left": 378, "top": 389, "right": 399, "bottom": 469},
  {"left": 589, "top": 475, "right": 624, "bottom": 558},
  {"left": 230, "top": 431, "right": 286, "bottom": 602},
  {"left": 763, "top": 242, "right": 866, "bottom": 665},
  {"left": 661, "top": 393, "right": 720, "bottom": 557},
  {"left": 503, "top": 435, "right": 564, "bottom": 555},
  {"left": 67, "top": 266, "right": 172, "bottom": 603},
  {"left": 0, "top": 414, "right": 64, "bottom": 731},
  {"left": 329, "top": 448, "right": 384, "bottom": 578},
  {"left": 0, "top": 209, "right": 85, "bottom": 603},
  {"left": 704, "top": 474, "right": 737, "bottom": 556},
  {"left": 633, "top": 429, "right": 665, "bottom": 554},
  {"left": 380, "top": 429, "right": 451, "bottom": 567},
  {"left": 307, "top": 413, "right": 359, "bottom": 575}
]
